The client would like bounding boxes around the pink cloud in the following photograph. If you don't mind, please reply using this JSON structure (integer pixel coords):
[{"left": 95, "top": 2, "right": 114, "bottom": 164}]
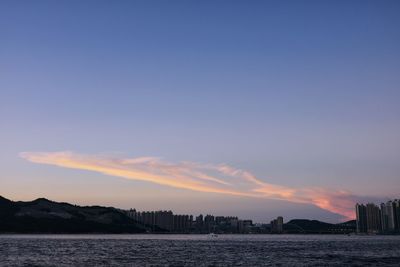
[{"left": 20, "top": 151, "right": 359, "bottom": 220}]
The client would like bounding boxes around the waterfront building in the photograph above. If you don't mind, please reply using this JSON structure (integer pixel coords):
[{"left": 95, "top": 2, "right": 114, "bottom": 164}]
[
  {"left": 123, "top": 209, "right": 256, "bottom": 234},
  {"left": 195, "top": 214, "right": 204, "bottom": 231},
  {"left": 381, "top": 201, "right": 396, "bottom": 232},
  {"left": 355, "top": 203, "right": 367, "bottom": 233},
  {"left": 366, "top": 203, "right": 381, "bottom": 233},
  {"left": 173, "top": 214, "right": 190, "bottom": 232},
  {"left": 237, "top": 220, "right": 253, "bottom": 233},
  {"left": 243, "top": 220, "right": 253, "bottom": 233},
  {"left": 356, "top": 198, "right": 400, "bottom": 234},
  {"left": 215, "top": 216, "right": 226, "bottom": 226},
  {"left": 126, "top": 208, "right": 138, "bottom": 221},
  {"left": 229, "top": 217, "right": 238, "bottom": 231},
  {"left": 270, "top": 216, "right": 283, "bottom": 233},
  {"left": 204, "top": 214, "right": 215, "bottom": 232},
  {"left": 394, "top": 199, "right": 400, "bottom": 230},
  {"left": 155, "top": 210, "right": 174, "bottom": 231}
]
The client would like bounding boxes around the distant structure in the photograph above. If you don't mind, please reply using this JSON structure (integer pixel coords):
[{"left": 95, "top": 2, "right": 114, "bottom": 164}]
[
  {"left": 270, "top": 216, "right": 283, "bottom": 233},
  {"left": 381, "top": 201, "right": 396, "bottom": 232},
  {"left": 126, "top": 209, "right": 178, "bottom": 232},
  {"left": 355, "top": 199, "right": 400, "bottom": 234},
  {"left": 366, "top": 203, "right": 381, "bottom": 233},
  {"left": 125, "top": 209, "right": 253, "bottom": 233},
  {"left": 355, "top": 203, "right": 367, "bottom": 233}
]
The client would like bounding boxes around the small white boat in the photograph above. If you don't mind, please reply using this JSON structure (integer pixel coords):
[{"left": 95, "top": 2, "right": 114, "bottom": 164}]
[{"left": 209, "top": 233, "right": 218, "bottom": 238}]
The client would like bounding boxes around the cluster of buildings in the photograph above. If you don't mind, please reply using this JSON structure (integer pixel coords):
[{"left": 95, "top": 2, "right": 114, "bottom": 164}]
[
  {"left": 125, "top": 209, "right": 271, "bottom": 233},
  {"left": 355, "top": 199, "right": 400, "bottom": 234}
]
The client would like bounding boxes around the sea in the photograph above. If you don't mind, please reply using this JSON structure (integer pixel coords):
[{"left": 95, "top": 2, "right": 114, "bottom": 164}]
[{"left": 1, "top": 234, "right": 400, "bottom": 266}]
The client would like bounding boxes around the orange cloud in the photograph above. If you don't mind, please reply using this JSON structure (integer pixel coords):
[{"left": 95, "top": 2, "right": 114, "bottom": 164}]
[{"left": 20, "top": 151, "right": 357, "bottom": 220}]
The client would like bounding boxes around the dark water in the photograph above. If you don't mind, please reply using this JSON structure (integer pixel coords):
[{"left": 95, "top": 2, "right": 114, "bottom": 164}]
[{"left": 1, "top": 234, "right": 400, "bottom": 266}]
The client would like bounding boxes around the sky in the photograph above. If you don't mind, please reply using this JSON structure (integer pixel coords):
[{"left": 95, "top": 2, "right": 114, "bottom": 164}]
[{"left": 1, "top": 0, "right": 400, "bottom": 223}]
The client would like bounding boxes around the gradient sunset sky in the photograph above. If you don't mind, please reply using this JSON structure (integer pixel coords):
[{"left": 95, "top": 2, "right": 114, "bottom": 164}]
[{"left": 1, "top": 0, "right": 400, "bottom": 223}]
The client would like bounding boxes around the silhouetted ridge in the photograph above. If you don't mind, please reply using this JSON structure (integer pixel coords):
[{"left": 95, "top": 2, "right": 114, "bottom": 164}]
[
  {"left": 0, "top": 196, "right": 19, "bottom": 219},
  {"left": 284, "top": 219, "right": 355, "bottom": 234},
  {"left": 0, "top": 196, "right": 356, "bottom": 234},
  {"left": 0, "top": 196, "right": 12, "bottom": 206},
  {"left": 0, "top": 195, "right": 146, "bottom": 233}
]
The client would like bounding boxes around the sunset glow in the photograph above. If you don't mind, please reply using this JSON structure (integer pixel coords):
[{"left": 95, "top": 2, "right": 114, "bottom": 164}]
[
  {"left": 21, "top": 151, "right": 359, "bottom": 219},
  {"left": 2, "top": 0, "right": 399, "bottom": 224}
]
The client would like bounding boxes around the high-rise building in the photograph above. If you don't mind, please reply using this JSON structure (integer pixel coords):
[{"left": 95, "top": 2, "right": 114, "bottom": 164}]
[
  {"left": 173, "top": 214, "right": 189, "bottom": 232},
  {"left": 126, "top": 208, "right": 138, "bottom": 221},
  {"left": 356, "top": 203, "right": 367, "bottom": 233},
  {"left": 155, "top": 211, "right": 174, "bottom": 231},
  {"left": 356, "top": 199, "right": 400, "bottom": 234},
  {"left": 277, "top": 216, "right": 283, "bottom": 233},
  {"left": 381, "top": 201, "right": 396, "bottom": 232},
  {"left": 243, "top": 220, "right": 253, "bottom": 233},
  {"left": 270, "top": 216, "right": 283, "bottom": 233},
  {"left": 394, "top": 199, "right": 400, "bottom": 231},
  {"left": 124, "top": 208, "right": 255, "bottom": 233},
  {"left": 366, "top": 203, "right": 381, "bottom": 233},
  {"left": 195, "top": 214, "right": 204, "bottom": 231},
  {"left": 229, "top": 217, "right": 239, "bottom": 233},
  {"left": 204, "top": 214, "right": 215, "bottom": 232}
]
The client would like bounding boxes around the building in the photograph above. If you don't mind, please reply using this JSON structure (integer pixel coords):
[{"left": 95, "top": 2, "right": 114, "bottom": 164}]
[
  {"left": 355, "top": 204, "right": 367, "bottom": 233},
  {"left": 126, "top": 210, "right": 174, "bottom": 232},
  {"left": 366, "top": 203, "right": 381, "bottom": 233},
  {"left": 204, "top": 214, "right": 215, "bottom": 232},
  {"left": 125, "top": 207, "right": 256, "bottom": 233},
  {"left": 155, "top": 211, "right": 174, "bottom": 231},
  {"left": 243, "top": 220, "right": 253, "bottom": 233},
  {"left": 270, "top": 216, "right": 283, "bottom": 233},
  {"left": 355, "top": 199, "right": 400, "bottom": 234},
  {"left": 238, "top": 220, "right": 253, "bottom": 233},
  {"left": 394, "top": 199, "right": 400, "bottom": 230},
  {"left": 195, "top": 214, "right": 204, "bottom": 231},
  {"left": 381, "top": 201, "right": 396, "bottom": 232},
  {"left": 173, "top": 214, "right": 190, "bottom": 232},
  {"left": 126, "top": 208, "right": 138, "bottom": 221}
]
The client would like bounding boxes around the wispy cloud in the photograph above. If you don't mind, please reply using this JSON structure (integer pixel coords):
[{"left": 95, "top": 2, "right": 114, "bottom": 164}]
[{"left": 20, "top": 151, "right": 362, "bottom": 219}]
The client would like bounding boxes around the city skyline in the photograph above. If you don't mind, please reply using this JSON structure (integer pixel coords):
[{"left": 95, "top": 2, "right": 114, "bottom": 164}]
[
  {"left": 1, "top": 1, "right": 400, "bottom": 223},
  {"left": 0, "top": 194, "right": 358, "bottom": 234},
  {"left": 355, "top": 198, "right": 400, "bottom": 234}
]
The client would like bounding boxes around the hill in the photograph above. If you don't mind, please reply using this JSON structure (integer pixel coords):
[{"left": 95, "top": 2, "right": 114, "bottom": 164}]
[
  {"left": 0, "top": 196, "right": 146, "bottom": 233},
  {"left": 284, "top": 219, "right": 356, "bottom": 234}
]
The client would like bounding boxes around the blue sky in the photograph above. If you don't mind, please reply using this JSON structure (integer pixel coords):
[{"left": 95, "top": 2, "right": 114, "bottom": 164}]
[{"left": 1, "top": 0, "right": 400, "bottom": 222}]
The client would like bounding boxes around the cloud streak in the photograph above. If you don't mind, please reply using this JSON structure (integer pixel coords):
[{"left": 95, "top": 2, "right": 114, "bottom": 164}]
[{"left": 20, "top": 151, "right": 360, "bottom": 219}]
